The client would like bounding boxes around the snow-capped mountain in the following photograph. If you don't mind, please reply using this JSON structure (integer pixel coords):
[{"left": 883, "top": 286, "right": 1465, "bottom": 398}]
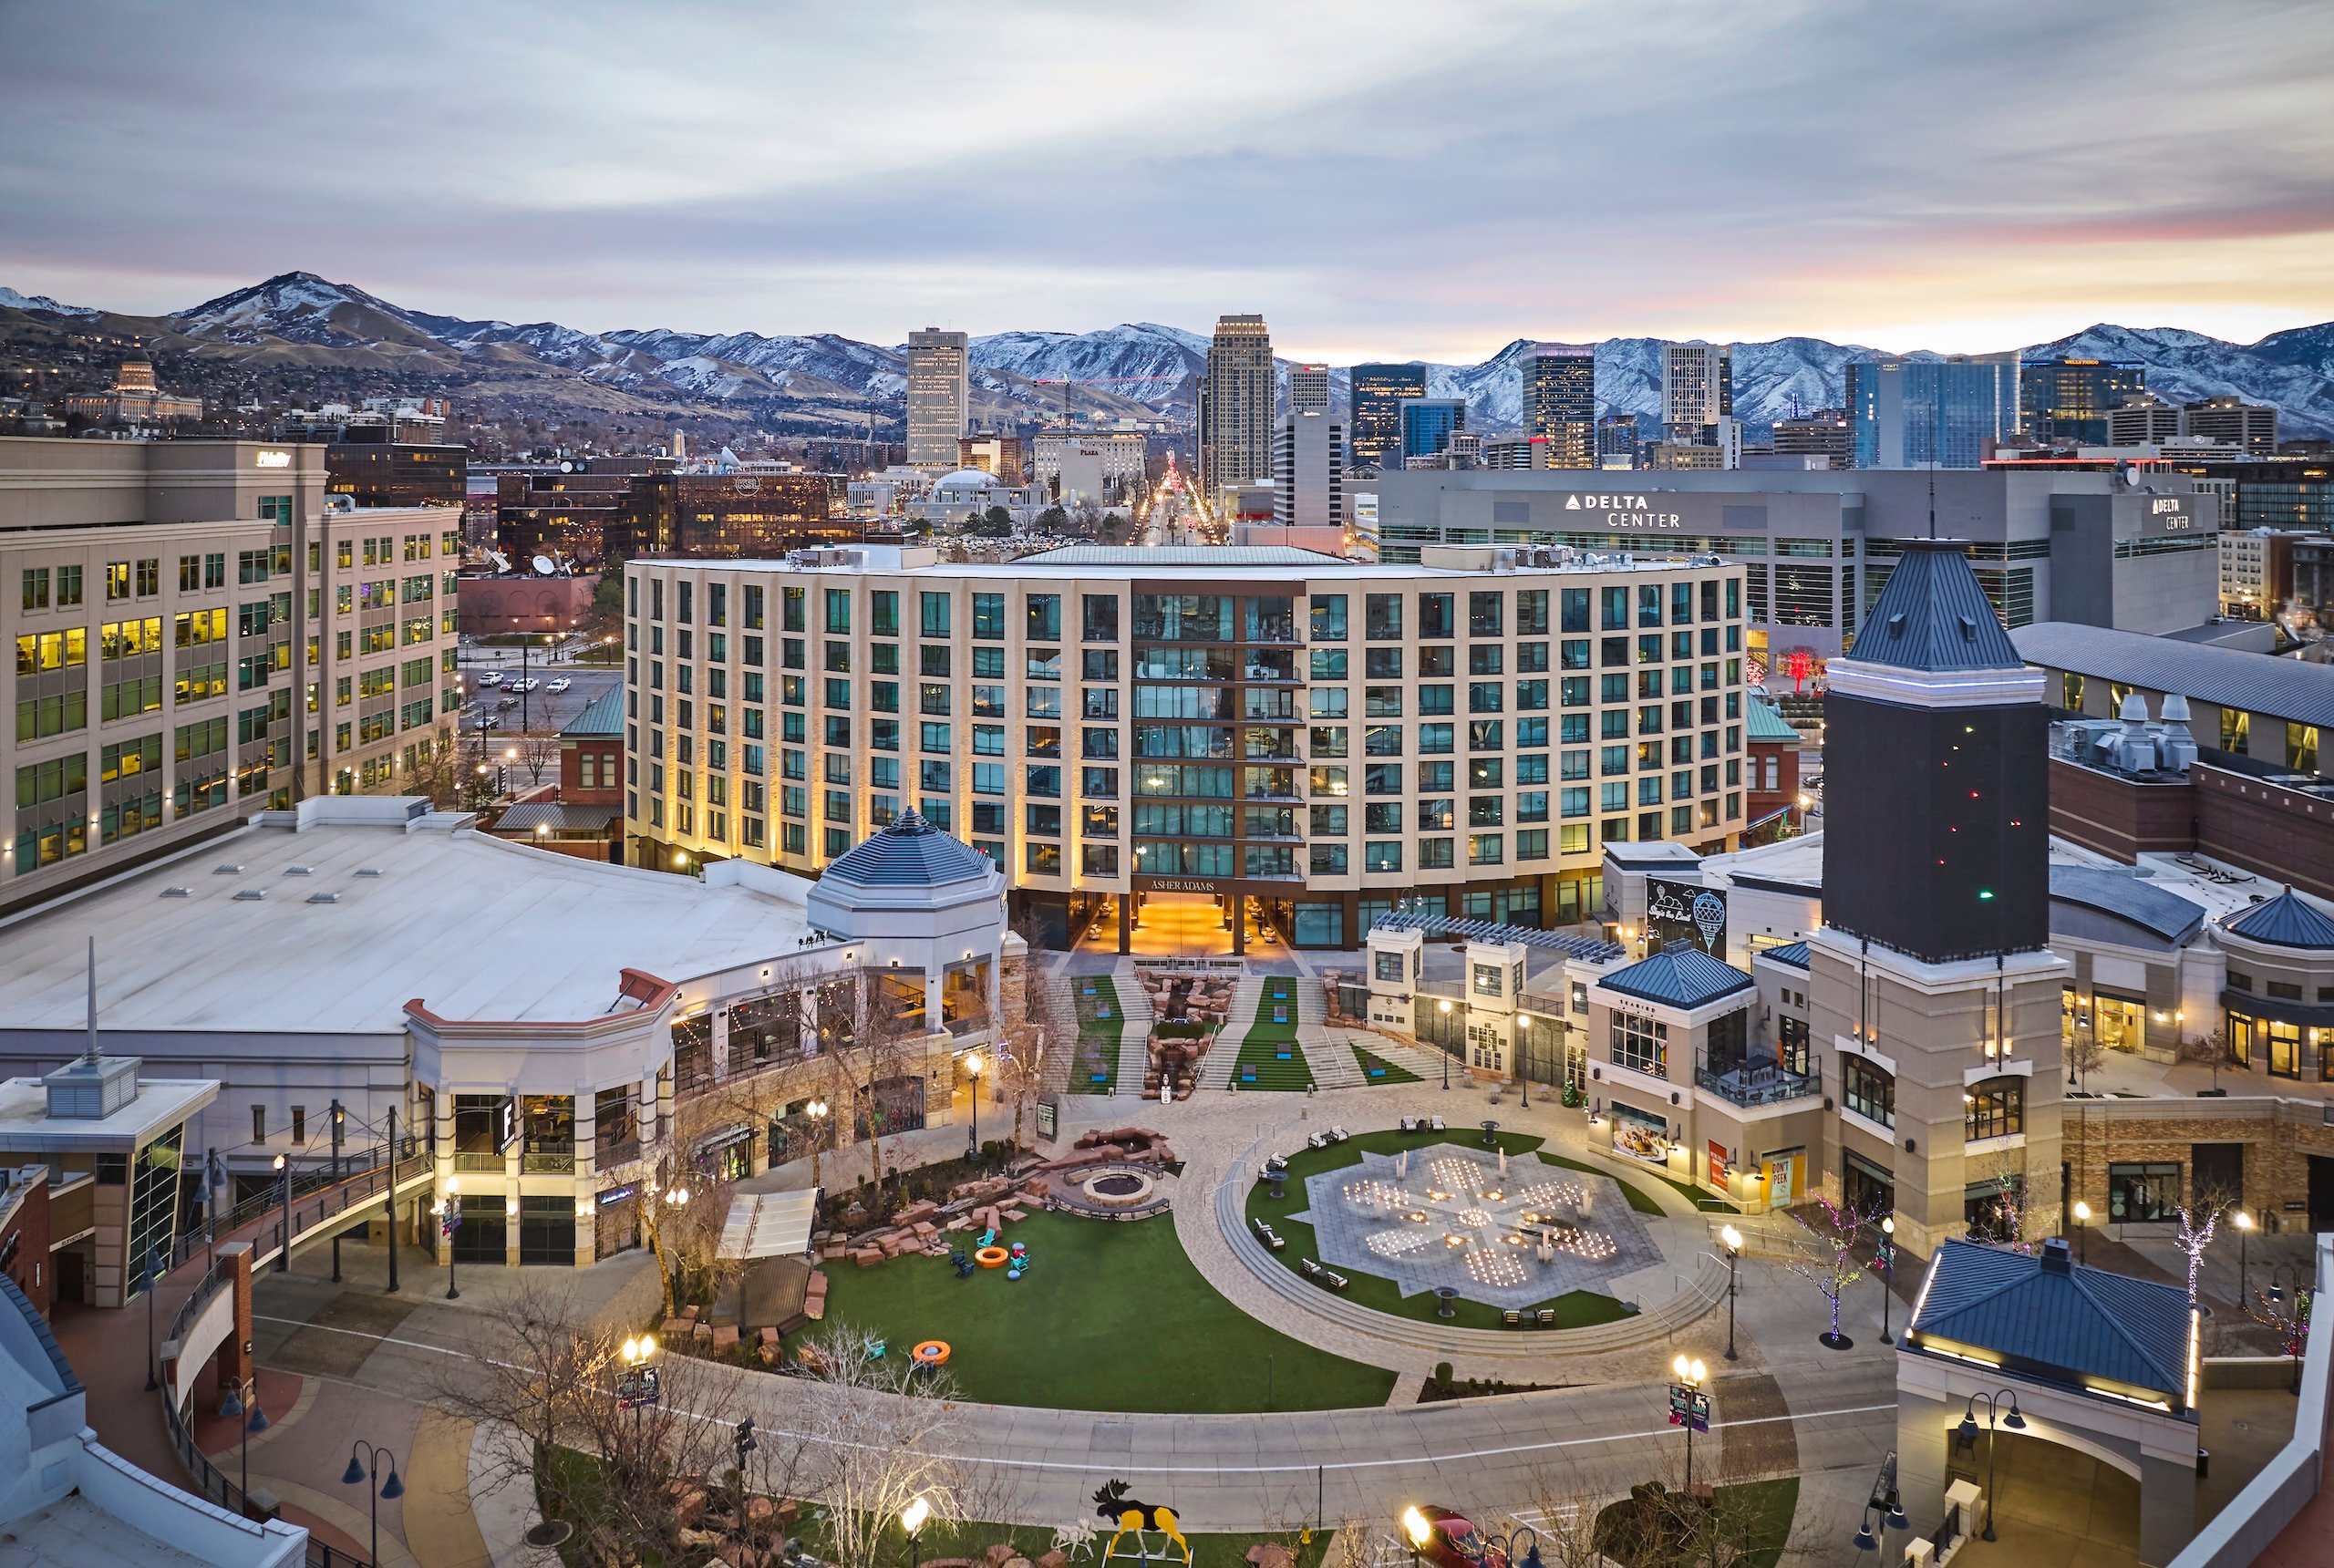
[
  {"left": 0, "top": 286, "right": 98, "bottom": 317},
  {"left": 6, "top": 269, "right": 2329, "bottom": 440}
]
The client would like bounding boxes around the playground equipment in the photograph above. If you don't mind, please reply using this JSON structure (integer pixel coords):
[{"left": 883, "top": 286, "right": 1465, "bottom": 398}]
[
  {"left": 912, "top": 1340, "right": 951, "bottom": 1368},
  {"left": 975, "top": 1245, "right": 1010, "bottom": 1269}
]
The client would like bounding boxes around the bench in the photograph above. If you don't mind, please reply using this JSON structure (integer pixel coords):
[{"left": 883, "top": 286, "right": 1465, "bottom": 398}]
[
  {"left": 1299, "top": 1258, "right": 1349, "bottom": 1291},
  {"left": 1399, "top": 1116, "right": 1418, "bottom": 1132},
  {"left": 1251, "top": 1217, "right": 1286, "bottom": 1251},
  {"left": 1306, "top": 1132, "right": 1327, "bottom": 1150},
  {"left": 1537, "top": 1308, "right": 1556, "bottom": 1327},
  {"left": 1327, "top": 1126, "right": 1348, "bottom": 1142}
]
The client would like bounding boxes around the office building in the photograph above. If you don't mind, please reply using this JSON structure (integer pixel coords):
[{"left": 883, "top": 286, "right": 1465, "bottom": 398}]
[
  {"left": 1480, "top": 436, "right": 1556, "bottom": 470},
  {"left": 1198, "top": 315, "right": 1275, "bottom": 497},
  {"left": 1, "top": 437, "right": 460, "bottom": 914},
  {"left": 1771, "top": 408, "right": 1850, "bottom": 469},
  {"left": 1521, "top": 344, "right": 1596, "bottom": 469},
  {"left": 1273, "top": 408, "right": 1345, "bottom": 530},
  {"left": 1358, "top": 464, "right": 2224, "bottom": 671},
  {"left": 1847, "top": 355, "right": 2019, "bottom": 469},
  {"left": 497, "top": 467, "right": 844, "bottom": 564},
  {"left": 324, "top": 438, "right": 467, "bottom": 511},
  {"left": 1647, "top": 441, "right": 1729, "bottom": 471},
  {"left": 1034, "top": 430, "right": 1146, "bottom": 499},
  {"left": 1596, "top": 414, "right": 1639, "bottom": 468},
  {"left": 2180, "top": 396, "right": 2278, "bottom": 458},
  {"left": 61, "top": 351, "right": 201, "bottom": 428},
  {"left": 1400, "top": 397, "right": 1467, "bottom": 463},
  {"left": 2164, "top": 454, "right": 2332, "bottom": 532},
  {"left": 623, "top": 543, "right": 1752, "bottom": 948},
  {"left": 905, "top": 328, "right": 971, "bottom": 468},
  {"left": 2021, "top": 357, "right": 2146, "bottom": 446},
  {"left": 1348, "top": 364, "right": 1427, "bottom": 475},
  {"left": 0, "top": 793, "right": 1019, "bottom": 1265},
  {"left": 957, "top": 433, "right": 1027, "bottom": 486},
  {"left": 2218, "top": 528, "right": 2303, "bottom": 619},
  {"left": 1660, "top": 342, "right": 1732, "bottom": 437},
  {"left": 1288, "top": 363, "right": 1330, "bottom": 414},
  {"left": 2105, "top": 395, "right": 2184, "bottom": 448}
]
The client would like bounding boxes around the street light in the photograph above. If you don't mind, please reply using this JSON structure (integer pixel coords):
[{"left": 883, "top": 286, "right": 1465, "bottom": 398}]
[
  {"left": 2234, "top": 1208, "right": 2253, "bottom": 1307},
  {"left": 901, "top": 1493, "right": 932, "bottom": 1568},
  {"left": 1850, "top": 1450, "right": 1909, "bottom": 1553},
  {"left": 1671, "top": 1353, "right": 1709, "bottom": 1492},
  {"left": 1877, "top": 1216, "right": 1896, "bottom": 1346},
  {"left": 965, "top": 1051, "right": 985, "bottom": 1161},
  {"left": 1400, "top": 1506, "right": 1433, "bottom": 1568},
  {"left": 806, "top": 1099, "right": 830, "bottom": 1190},
  {"left": 340, "top": 1440, "right": 406, "bottom": 1568},
  {"left": 1438, "top": 999, "right": 1452, "bottom": 1090},
  {"left": 2072, "top": 1199, "right": 2091, "bottom": 1265},
  {"left": 1515, "top": 1014, "right": 1532, "bottom": 1109},
  {"left": 136, "top": 1243, "right": 164, "bottom": 1392},
  {"left": 435, "top": 1177, "right": 461, "bottom": 1300},
  {"left": 1955, "top": 1389, "right": 2027, "bottom": 1542},
  {"left": 1720, "top": 1224, "right": 1743, "bottom": 1361},
  {"left": 274, "top": 1152, "right": 290, "bottom": 1273},
  {"left": 220, "top": 1383, "right": 270, "bottom": 1506}
]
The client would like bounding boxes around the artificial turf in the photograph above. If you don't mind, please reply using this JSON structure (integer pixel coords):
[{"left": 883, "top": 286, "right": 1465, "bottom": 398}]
[
  {"left": 1240, "top": 1128, "right": 1641, "bottom": 1332},
  {"left": 1232, "top": 976, "right": 1313, "bottom": 1091},
  {"left": 811, "top": 1514, "right": 1331, "bottom": 1568},
  {"left": 1348, "top": 1042, "right": 1421, "bottom": 1086},
  {"left": 813, "top": 1209, "right": 1397, "bottom": 1412},
  {"left": 1069, "top": 975, "right": 1125, "bottom": 1095}
]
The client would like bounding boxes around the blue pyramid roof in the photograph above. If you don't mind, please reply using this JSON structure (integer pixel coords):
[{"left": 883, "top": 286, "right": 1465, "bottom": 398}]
[
  {"left": 1909, "top": 1239, "right": 2194, "bottom": 1411},
  {"left": 2224, "top": 886, "right": 2334, "bottom": 950},
  {"left": 820, "top": 810, "right": 995, "bottom": 889},
  {"left": 1854, "top": 540, "right": 2024, "bottom": 673},
  {"left": 1600, "top": 941, "right": 1754, "bottom": 1009}
]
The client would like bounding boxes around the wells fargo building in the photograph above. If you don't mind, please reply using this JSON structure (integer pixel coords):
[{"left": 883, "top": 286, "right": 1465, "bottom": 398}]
[{"left": 623, "top": 544, "right": 1750, "bottom": 949}]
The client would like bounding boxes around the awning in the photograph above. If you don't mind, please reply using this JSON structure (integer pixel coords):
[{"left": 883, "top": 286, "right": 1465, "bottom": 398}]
[
  {"left": 719, "top": 1188, "right": 822, "bottom": 1261},
  {"left": 2223, "top": 990, "right": 2334, "bottom": 1030}
]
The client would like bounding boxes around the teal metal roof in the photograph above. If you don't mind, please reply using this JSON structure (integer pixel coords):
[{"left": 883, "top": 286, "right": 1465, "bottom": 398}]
[
  {"left": 562, "top": 687, "right": 625, "bottom": 738},
  {"left": 1600, "top": 941, "right": 1754, "bottom": 1009},
  {"left": 1746, "top": 698, "right": 1801, "bottom": 745},
  {"left": 1756, "top": 942, "right": 1811, "bottom": 970},
  {"left": 1908, "top": 1239, "right": 2194, "bottom": 1414},
  {"left": 2224, "top": 887, "right": 2334, "bottom": 950},
  {"left": 820, "top": 810, "right": 995, "bottom": 889}
]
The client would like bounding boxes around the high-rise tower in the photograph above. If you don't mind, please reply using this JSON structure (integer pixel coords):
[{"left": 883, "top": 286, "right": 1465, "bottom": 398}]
[
  {"left": 1199, "top": 315, "right": 1275, "bottom": 497},
  {"left": 1522, "top": 343, "right": 1596, "bottom": 469},
  {"left": 906, "top": 328, "right": 970, "bottom": 467},
  {"left": 1288, "top": 363, "right": 1330, "bottom": 414},
  {"left": 1348, "top": 364, "right": 1426, "bottom": 474},
  {"left": 1661, "top": 342, "right": 1733, "bottom": 437},
  {"left": 1809, "top": 539, "right": 2066, "bottom": 1259}
]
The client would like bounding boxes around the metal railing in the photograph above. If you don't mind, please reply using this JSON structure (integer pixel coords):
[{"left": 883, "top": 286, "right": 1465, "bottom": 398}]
[
  {"left": 169, "top": 1144, "right": 430, "bottom": 1274},
  {"left": 1695, "top": 1050, "right": 1824, "bottom": 1109}
]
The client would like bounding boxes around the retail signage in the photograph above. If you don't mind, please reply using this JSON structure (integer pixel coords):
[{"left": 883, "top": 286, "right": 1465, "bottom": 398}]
[
  {"left": 254, "top": 449, "right": 292, "bottom": 469},
  {"left": 1668, "top": 1385, "right": 1710, "bottom": 1432},
  {"left": 1138, "top": 878, "right": 1220, "bottom": 894},
  {"left": 1563, "top": 492, "right": 1683, "bottom": 530},
  {"left": 616, "top": 1367, "right": 661, "bottom": 1410}
]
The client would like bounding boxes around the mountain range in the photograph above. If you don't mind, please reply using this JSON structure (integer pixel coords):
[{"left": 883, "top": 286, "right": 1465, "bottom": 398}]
[{"left": 6, "top": 270, "right": 2332, "bottom": 440}]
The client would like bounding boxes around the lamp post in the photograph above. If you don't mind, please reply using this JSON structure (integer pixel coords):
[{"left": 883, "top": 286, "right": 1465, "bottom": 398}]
[
  {"left": 434, "top": 1178, "right": 460, "bottom": 1300},
  {"left": 220, "top": 1383, "right": 270, "bottom": 1507},
  {"left": 1956, "top": 1389, "right": 2027, "bottom": 1542},
  {"left": 1720, "top": 1224, "right": 1743, "bottom": 1361},
  {"left": 1670, "top": 1353, "right": 1709, "bottom": 1493},
  {"left": 136, "top": 1243, "right": 163, "bottom": 1392},
  {"left": 1438, "top": 999, "right": 1452, "bottom": 1090},
  {"left": 2072, "top": 1199, "right": 2091, "bottom": 1265},
  {"left": 965, "top": 1051, "right": 984, "bottom": 1162},
  {"left": 619, "top": 1333, "right": 660, "bottom": 1451},
  {"left": 1401, "top": 1506, "right": 1433, "bottom": 1568},
  {"left": 1877, "top": 1216, "right": 1896, "bottom": 1346},
  {"left": 807, "top": 1099, "right": 830, "bottom": 1191},
  {"left": 1850, "top": 1450, "right": 1910, "bottom": 1555},
  {"left": 274, "top": 1152, "right": 290, "bottom": 1272},
  {"left": 340, "top": 1439, "right": 406, "bottom": 1568},
  {"left": 731, "top": 1417, "right": 757, "bottom": 1544},
  {"left": 1515, "top": 1015, "right": 1531, "bottom": 1109},
  {"left": 901, "top": 1492, "right": 931, "bottom": 1568},
  {"left": 2234, "top": 1208, "right": 2253, "bottom": 1308}
]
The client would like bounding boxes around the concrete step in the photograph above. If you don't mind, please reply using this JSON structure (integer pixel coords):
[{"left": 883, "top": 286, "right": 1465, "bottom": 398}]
[{"left": 1297, "top": 1031, "right": 1365, "bottom": 1089}]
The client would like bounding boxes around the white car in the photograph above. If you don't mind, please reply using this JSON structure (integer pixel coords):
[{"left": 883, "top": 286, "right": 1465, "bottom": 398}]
[
  {"left": 547, "top": 677, "right": 572, "bottom": 693},
  {"left": 476, "top": 671, "right": 504, "bottom": 687}
]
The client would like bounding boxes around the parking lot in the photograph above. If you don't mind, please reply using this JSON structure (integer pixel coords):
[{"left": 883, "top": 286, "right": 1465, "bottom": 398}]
[{"left": 460, "top": 638, "right": 622, "bottom": 740}]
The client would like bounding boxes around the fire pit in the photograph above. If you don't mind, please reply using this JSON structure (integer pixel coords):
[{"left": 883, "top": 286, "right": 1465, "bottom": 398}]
[{"left": 1081, "top": 1169, "right": 1158, "bottom": 1208}]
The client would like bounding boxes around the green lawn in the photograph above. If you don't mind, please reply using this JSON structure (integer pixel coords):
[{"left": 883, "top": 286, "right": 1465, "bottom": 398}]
[
  {"left": 1069, "top": 976, "right": 1126, "bottom": 1095},
  {"left": 1727, "top": 1477, "right": 1800, "bottom": 1568},
  {"left": 1241, "top": 1128, "right": 1636, "bottom": 1332},
  {"left": 1349, "top": 1042, "right": 1421, "bottom": 1086},
  {"left": 814, "top": 1210, "right": 1396, "bottom": 1411},
  {"left": 1233, "top": 977, "right": 1313, "bottom": 1090}
]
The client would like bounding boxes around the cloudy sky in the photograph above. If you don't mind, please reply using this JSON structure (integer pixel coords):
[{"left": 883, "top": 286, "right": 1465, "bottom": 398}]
[{"left": 4, "top": 1, "right": 2330, "bottom": 361}]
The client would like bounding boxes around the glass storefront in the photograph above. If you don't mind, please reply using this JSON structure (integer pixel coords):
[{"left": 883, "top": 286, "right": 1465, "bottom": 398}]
[
  {"left": 1843, "top": 1150, "right": 1894, "bottom": 1218},
  {"left": 453, "top": 1193, "right": 506, "bottom": 1263},
  {"left": 695, "top": 1128, "right": 754, "bottom": 1184},
  {"left": 854, "top": 1075, "right": 927, "bottom": 1140},
  {"left": 2093, "top": 992, "right": 2144, "bottom": 1054},
  {"left": 518, "top": 1195, "right": 576, "bottom": 1265}
]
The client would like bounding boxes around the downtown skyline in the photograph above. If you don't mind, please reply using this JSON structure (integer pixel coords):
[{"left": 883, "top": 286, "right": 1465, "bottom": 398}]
[{"left": 3, "top": 2, "right": 2332, "bottom": 364}]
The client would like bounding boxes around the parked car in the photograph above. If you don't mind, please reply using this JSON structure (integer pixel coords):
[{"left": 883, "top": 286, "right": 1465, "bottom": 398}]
[
  {"left": 476, "top": 671, "right": 504, "bottom": 687},
  {"left": 547, "top": 677, "right": 572, "bottom": 693}
]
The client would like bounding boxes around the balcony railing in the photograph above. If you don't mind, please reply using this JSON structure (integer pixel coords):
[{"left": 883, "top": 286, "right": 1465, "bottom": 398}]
[
  {"left": 1696, "top": 1050, "right": 1823, "bottom": 1109},
  {"left": 453, "top": 1150, "right": 504, "bottom": 1172},
  {"left": 521, "top": 1147, "right": 575, "bottom": 1174}
]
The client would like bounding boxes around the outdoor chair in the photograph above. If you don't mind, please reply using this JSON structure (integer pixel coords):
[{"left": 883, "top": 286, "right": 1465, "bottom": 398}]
[{"left": 1536, "top": 1309, "right": 1556, "bottom": 1327}]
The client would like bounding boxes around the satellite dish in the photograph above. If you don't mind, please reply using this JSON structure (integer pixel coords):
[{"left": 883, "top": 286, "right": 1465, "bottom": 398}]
[
  {"left": 532, "top": 554, "right": 556, "bottom": 576},
  {"left": 560, "top": 460, "right": 574, "bottom": 473}
]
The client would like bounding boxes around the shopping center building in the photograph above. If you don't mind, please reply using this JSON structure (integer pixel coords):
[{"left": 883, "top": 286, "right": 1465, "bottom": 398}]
[
  {"left": 621, "top": 544, "right": 1755, "bottom": 949},
  {"left": 1358, "top": 466, "right": 2225, "bottom": 681}
]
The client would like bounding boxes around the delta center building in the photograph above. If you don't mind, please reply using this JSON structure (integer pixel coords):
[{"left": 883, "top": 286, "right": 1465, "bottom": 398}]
[{"left": 621, "top": 545, "right": 1755, "bottom": 949}]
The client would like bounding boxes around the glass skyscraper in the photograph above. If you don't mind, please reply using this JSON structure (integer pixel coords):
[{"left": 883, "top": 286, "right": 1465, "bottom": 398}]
[
  {"left": 1848, "top": 356, "right": 2019, "bottom": 469},
  {"left": 1400, "top": 397, "right": 1467, "bottom": 462},
  {"left": 1522, "top": 344, "right": 1596, "bottom": 469},
  {"left": 2019, "top": 357, "right": 2146, "bottom": 446},
  {"left": 1349, "top": 363, "right": 1427, "bottom": 473}
]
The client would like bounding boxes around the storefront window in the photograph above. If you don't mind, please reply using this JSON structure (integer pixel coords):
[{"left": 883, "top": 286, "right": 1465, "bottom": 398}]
[
  {"left": 1610, "top": 1013, "right": 1668, "bottom": 1078},
  {"left": 595, "top": 1087, "right": 639, "bottom": 1165},
  {"left": 1965, "top": 1078, "right": 2024, "bottom": 1141},
  {"left": 942, "top": 960, "right": 991, "bottom": 1031},
  {"left": 2267, "top": 1019, "right": 2301, "bottom": 1079},
  {"left": 1843, "top": 1055, "right": 1895, "bottom": 1128},
  {"left": 2108, "top": 1161, "right": 2182, "bottom": 1222},
  {"left": 1966, "top": 1176, "right": 2021, "bottom": 1243},
  {"left": 522, "top": 1095, "right": 574, "bottom": 1171},
  {"left": 1843, "top": 1151, "right": 1893, "bottom": 1217},
  {"left": 2093, "top": 993, "right": 2144, "bottom": 1054},
  {"left": 728, "top": 991, "right": 805, "bottom": 1073},
  {"left": 673, "top": 1014, "right": 714, "bottom": 1094},
  {"left": 2226, "top": 1012, "right": 2254, "bottom": 1068}
]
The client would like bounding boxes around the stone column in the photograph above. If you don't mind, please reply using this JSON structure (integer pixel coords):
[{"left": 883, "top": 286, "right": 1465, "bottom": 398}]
[
  {"left": 711, "top": 1007, "right": 731, "bottom": 1081},
  {"left": 213, "top": 1242, "right": 254, "bottom": 1412}
]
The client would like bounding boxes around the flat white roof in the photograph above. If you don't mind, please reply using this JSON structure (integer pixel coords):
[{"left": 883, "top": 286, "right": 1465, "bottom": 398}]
[
  {"left": 0, "top": 1076, "right": 217, "bottom": 1151},
  {"left": 641, "top": 547, "right": 1730, "bottom": 583},
  {"left": 0, "top": 1495, "right": 249, "bottom": 1568},
  {"left": 0, "top": 811, "right": 821, "bottom": 1035}
]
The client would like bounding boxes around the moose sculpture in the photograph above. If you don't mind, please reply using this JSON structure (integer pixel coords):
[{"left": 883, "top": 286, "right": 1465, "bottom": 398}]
[{"left": 1092, "top": 1478, "right": 1191, "bottom": 1565}]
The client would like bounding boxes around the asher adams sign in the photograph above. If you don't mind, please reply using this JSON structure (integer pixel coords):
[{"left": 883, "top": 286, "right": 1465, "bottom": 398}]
[{"left": 1563, "top": 492, "right": 1683, "bottom": 530}]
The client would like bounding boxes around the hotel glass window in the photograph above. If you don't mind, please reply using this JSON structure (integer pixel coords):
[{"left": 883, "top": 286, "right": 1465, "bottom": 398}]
[
  {"left": 1610, "top": 1013, "right": 1667, "bottom": 1078},
  {"left": 2092, "top": 992, "right": 2144, "bottom": 1054},
  {"left": 1965, "top": 1078, "right": 2024, "bottom": 1140},
  {"left": 2107, "top": 1161, "right": 2182, "bottom": 1223},
  {"left": 2266, "top": 1018, "right": 2302, "bottom": 1079},
  {"left": 1842, "top": 1054, "right": 1895, "bottom": 1128},
  {"left": 2289, "top": 722, "right": 2320, "bottom": 773}
]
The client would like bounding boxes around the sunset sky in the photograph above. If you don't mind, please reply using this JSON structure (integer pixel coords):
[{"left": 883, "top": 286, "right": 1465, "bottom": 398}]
[{"left": 4, "top": 0, "right": 2330, "bottom": 361}]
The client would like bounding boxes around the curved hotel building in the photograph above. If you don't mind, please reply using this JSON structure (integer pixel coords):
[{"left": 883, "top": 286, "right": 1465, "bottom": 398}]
[{"left": 623, "top": 544, "right": 1751, "bottom": 949}]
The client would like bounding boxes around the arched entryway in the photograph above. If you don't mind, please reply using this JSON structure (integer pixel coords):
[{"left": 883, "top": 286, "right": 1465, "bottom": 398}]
[{"left": 1943, "top": 1429, "right": 2142, "bottom": 1566}]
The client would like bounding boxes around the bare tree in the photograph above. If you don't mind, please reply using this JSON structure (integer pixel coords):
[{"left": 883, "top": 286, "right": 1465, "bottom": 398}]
[
  {"left": 2171, "top": 1180, "right": 2242, "bottom": 1308},
  {"left": 1973, "top": 1162, "right": 2037, "bottom": 1253},
  {"left": 2065, "top": 1026, "right": 2106, "bottom": 1094},
  {"left": 401, "top": 726, "right": 470, "bottom": 810},
  {"left": 1784, "top": 1193, "right": 1887, "bottom": 1348},
  {"left": 816, "top": 968, "right": 924, "bottom": 1217},
  {"left": 2180, "top": 1027, "right": 2237, "bottom": 1093},
  {"left": 517, "top": 727, "right": 561, "bottom": 789},
  {"left": 1519, "top": 1449, "right": 1799, "bottom": 1568}
]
